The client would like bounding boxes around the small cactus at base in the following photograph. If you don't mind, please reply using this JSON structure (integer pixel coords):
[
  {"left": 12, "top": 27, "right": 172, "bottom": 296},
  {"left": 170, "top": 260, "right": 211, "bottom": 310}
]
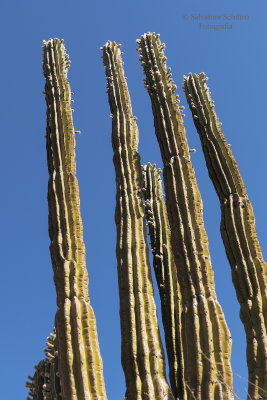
[{"left": 25, "top": 330, "right": 62, "bottom": 400}]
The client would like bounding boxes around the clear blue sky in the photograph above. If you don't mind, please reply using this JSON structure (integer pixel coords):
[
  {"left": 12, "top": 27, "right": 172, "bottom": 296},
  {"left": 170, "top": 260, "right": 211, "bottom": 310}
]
[{"left": 1, "top": 1, "right": 266, "bottom": 399}]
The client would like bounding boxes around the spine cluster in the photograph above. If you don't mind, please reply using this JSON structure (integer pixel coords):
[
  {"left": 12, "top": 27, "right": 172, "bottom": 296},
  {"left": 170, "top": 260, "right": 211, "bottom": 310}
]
[
  {"left": 184, "top": 72, "right": 267, "bottom": 399},
  {"left": 138, "top": 33, "right": 233, "bottom": 400},
  {"left": 102, "top": 41, "right": 174, "bottom": 400}
]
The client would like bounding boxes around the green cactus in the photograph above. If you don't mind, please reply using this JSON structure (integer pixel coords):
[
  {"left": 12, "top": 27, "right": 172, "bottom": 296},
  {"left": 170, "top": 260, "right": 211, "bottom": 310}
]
[
  {"left": 26, "top": 360, "right": 52, "bottom": 400},
  {"left": 26, "top": 34, "right": 267, "bottom": 400},
  {"left": 25, "top": 330, "right": 62, "bottom": 400},
  {"left": 102, "top": 41, "right": 174, "bottom": 400},
  {"left": 183, "top": 72, "right": 267, "bottom": 399},
  {"left": 41, "top": 38, "right": 107, "bottom": 400},
  {"left": 137, "top": 33, "right": 233, "bottom": 400},
  {"left": 142, "top": 163, "right": 184, "bottom": 400}
]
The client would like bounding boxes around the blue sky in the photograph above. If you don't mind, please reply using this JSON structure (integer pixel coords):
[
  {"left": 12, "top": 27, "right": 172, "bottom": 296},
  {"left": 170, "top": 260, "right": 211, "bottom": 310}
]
[{"left": 1, "top": 1, "right": 266, "bottom": 399}]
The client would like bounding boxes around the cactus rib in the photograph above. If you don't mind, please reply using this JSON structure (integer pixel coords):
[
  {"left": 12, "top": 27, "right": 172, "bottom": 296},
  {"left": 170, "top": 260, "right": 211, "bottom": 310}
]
[
  {"left": 138, "top": 33, "right": 233, "bottom": 400},
  {"left": 142, "top": 163, "right": 185, "bottom": 399},
  {"left": 42, "top": 38, "right": 107, "bottom": 400},
  {"left": 183, "top": 72, "right": 267, "bottom": 399},
  {"left": 103, "top": 41, "right": 174, "bottom": 400}
]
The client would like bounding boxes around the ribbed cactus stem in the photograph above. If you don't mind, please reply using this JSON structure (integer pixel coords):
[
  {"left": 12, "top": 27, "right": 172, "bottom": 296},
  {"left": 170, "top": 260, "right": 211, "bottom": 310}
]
[
  {"left": 102, "top": 41, "right": 174, "bottom": 400},
  {"left": 42, "top": 38, "right": 107, "bottom": 400},
  {"left": 184, "top": 72, "right": 267, "bottom": 399},
  {"left": 25, "top": 330, "right": 62, "bottom": 400},
  {"left": 138, "top": 33, "right": 233, "bottom": 400},
  {"left": 142, "top": 163, "right": 184, "bottom": 399}
]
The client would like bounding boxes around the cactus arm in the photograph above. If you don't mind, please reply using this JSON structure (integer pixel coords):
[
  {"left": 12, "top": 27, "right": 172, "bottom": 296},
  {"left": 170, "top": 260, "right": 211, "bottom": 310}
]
[
  {"left": 102, "top": 41, "right": 174, "bottom": 400},
  {"left": 42, "top": 38, "right": 107, "bottom": 400},
  {"left": 183, "top": 72, "right": 267, "bottom": 399},
  {"left": 142, "top": 163, "right": 185, "bottom": 399},
  {"left": 138, "top": 33, "right": 233, "bottom": 400}
]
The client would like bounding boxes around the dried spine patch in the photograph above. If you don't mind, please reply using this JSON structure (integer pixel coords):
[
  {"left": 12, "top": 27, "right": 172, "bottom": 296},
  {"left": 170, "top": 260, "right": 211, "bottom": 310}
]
[
  {"left": 142, "top": 163, "right": 184, "bottom": 399},
  {"left": 138, "top": 33, "right": 233, "bottom": 400},
  {"left": 184, "top": 72, "right": 267, "bottom": 399},
  {"left": 42, "top": 38, "right": 107, "bottom": 400},
  {"left": 103, "top": 41, "right": 174, "bottom": 400}
]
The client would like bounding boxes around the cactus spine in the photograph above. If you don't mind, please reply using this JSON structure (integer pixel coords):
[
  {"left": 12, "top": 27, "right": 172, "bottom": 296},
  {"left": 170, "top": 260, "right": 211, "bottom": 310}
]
[
  {"left": 42, "top": 38, "right": 107, "bottom": 400},
  {"left": 142, "top": 163, "right": 184, "bottom": 399},
  {"left": 184, "top": 72, "right": 267, "bottom": 399},
  {"left": 138, "top": 33, "right": 233, "bottom": 400},
  {"left": 102, "top": 41, "right": 174, "bottom": 400}
]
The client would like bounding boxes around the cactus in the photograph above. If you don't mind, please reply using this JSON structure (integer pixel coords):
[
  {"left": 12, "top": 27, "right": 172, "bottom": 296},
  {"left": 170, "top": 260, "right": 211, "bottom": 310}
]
[
  {"left": 26, "top": 360, "right": 52, "bottom": 400},
  {"left": 142, "top": 163, "right": 184, "bottom": 399},
  {"left": 26, "top": 34, "right": 267, "bottom": 400},
  {"left": 41, "top": 38, "right": 107, "bottom": 400},
  {"left": 183, "top": 72, "right": 267, "bottom": 399},
  {"left": 25, "top": 330, "right": 62, "bottom": 400},
  {"left": 102, "top": 41, "right": 174, "bottom": 400},
  {"left": 137, "top": 33, "right": 233, "bottom": 400}
]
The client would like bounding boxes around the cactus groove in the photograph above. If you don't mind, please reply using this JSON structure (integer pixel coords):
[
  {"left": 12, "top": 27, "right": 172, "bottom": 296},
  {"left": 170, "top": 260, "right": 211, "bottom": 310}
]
[
  {"left": 138, "top": 33, "right": 233, "bottom": 400},
  {"left": 183, "top": 72, "right": 267, "bottom": 399},
  {"left": 142, "top": 163, "right": 185, "bottom": 399},
  {"left": 102, "top": 41, "right": 174, "bottom": 400},
  {"left": 42, "top": 38, "right": 107, "bottom": 400}
]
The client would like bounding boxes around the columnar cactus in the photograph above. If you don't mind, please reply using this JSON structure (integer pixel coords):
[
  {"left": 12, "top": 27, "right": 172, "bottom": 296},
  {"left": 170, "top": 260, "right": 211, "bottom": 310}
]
[
  {"left": 102, "top": 41, "right": 174, "bottom": 400},
  {"left": 183, "top": 72, "right": 267, "bottom": 399},
  {"left": 26, "top": 360, "right": 52, "bottom": 400},
  {"left": 142, "top": 163, "right": 184, "bottom": 399},
  {"left": 25, "top": 330, "right": 62, "bottom": 400},
  {"left": 27, "top": 34, "right": 267, "bottom": 400},
  {"left": 42, "top": 38, "right": 107, "bottom": 400},
  {"left": 137, "top": 33, "right": 233, "bottom": 400}
]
